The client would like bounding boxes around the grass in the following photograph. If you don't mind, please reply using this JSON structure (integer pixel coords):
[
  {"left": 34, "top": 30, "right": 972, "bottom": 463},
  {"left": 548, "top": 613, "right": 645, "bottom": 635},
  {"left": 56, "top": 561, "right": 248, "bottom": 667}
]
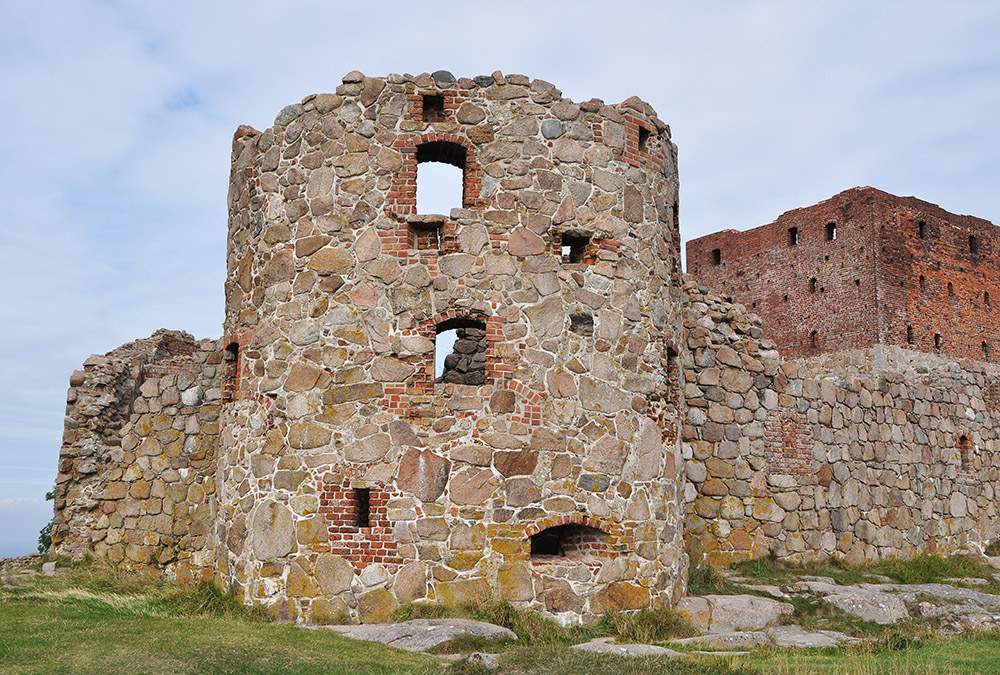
[
  {"left": 5, "top": 554, "right": 1000, "bottom": 674},
  {"left": 400, "top": 597, "right": 697, "bottom": 650},
  {"left": 0, "top": 558, "right": 441, "bottom": 674},
  {"left": 730, "top": 551, "right": 999, "bottom": 590}
]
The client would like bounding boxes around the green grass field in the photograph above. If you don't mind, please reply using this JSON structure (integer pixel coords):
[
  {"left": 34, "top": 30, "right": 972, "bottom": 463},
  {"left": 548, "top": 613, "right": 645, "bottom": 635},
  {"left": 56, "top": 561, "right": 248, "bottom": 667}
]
[{"left": 3, "top": 557, "right": 1000, "bottom": 674}]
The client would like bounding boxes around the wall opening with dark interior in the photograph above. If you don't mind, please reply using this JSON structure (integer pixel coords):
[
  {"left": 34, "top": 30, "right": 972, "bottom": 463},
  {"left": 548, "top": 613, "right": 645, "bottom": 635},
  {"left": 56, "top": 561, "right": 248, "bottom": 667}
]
[
  {"left": 530, "top": 524, "right": 611, "bottom": 559},
  {"left": 970, "top": 235, "right": 980, "bottom": 254},
  {"left": 354, "top": 488, "right": 370, "bottom": 528},
  {"left": 637, "top": 126, "right": 650, "bottom": 152},
  {"left": 986, "top": 291, "right": 991, "bottom": 308},
  {"left": 983, "top": 342, "right": 991, "bottom": 359},
  {"left": 788, "top": 227, "right": 799, "bottom": 245},
  {"left": 959, "top": 435, "right": 973, "bottom": 473},
  {"left": 223, "top": 342, "right": 240, "bottom": 402},
  {"left": 935, "top": 333, "right": 942, "bottom": 350},
  {"left": 416, "top": 141, "right": 466, "bottom": 216},
  {"left": 918, "top": 220, "right": 927, "bottom": 239},
  {"left": 422, "top": 94, "right": 445, "bottom": 122},
  {"left": 826, "top": 222, "right": 837, "bottom": 240},
  {"left": 435, "top": 317, "right": 487, "bottom": 385},
  {"left": 810, "top": 277, "right": 817, "bottom": 293},
  {"left": 712, "top": 248, "right": 722, "bottom": 265},
  {"left": 907, "top": 325, "right": 914, "bottom": 344},
  {"left": 561, "top": 233, "right": 591, "bottom": 263}
]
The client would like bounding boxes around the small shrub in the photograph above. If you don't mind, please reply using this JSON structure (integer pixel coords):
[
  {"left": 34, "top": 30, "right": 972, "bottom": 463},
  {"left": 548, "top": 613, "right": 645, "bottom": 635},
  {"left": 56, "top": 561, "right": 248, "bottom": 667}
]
[
  {"left": 688, "top": 564, "right": 740, "bottom": 595},
  {"left": 602, "top": 607, "right": 697, "bottom": 642},
  {"left": 983, "top": 540, "right": 1000, "bottom": 556}
]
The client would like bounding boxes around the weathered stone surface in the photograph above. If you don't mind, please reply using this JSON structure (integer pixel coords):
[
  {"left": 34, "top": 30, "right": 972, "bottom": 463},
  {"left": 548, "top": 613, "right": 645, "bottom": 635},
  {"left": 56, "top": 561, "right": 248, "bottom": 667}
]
[
  {"left": 766, "top": 625, "right": 858, "bottom": 648},
  {"left": 571, "top": 638, "right": 682, "bottom": 657},
  {"left": 449, "top": 467, "right": 499, "bottom": 505},
  {"left": 396, "top": 448, "right": 450, "bottom": 502},
  {"left": 493, "top": 451, "right": 537, "bottom": 477},
  {"left": 315, "top": 554, "right": 354, "bottom": 595},
  {"left": 821, "top": 589, "right": 909, "bottom": 625},
  {"left": 324, "top": 619, "right": 515, "bottom": 652},
  {"left": 672, "top": 632, "right": 770, "bottom": 649},
  {"left": 252, "top": 500, "right": 294, "bottom": 560},
  {"left": 676, "top": 595, "right": 793, "bottom": 634},
  {"left": 357, "top": 588, "right": 398, "bottom": 624}
]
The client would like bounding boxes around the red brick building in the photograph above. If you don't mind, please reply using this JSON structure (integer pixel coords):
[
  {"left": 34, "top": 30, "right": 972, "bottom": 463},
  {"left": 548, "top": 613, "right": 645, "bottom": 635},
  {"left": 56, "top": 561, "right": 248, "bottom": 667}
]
[{"left": 687, "top": 187, "right": 1000, "bottom": 361}]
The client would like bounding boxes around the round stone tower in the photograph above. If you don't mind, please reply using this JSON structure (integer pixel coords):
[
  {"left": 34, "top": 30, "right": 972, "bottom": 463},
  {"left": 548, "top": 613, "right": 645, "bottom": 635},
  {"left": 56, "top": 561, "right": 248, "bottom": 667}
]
[{"left": 219, "top": 70, "right": 685, "bottom": 624}]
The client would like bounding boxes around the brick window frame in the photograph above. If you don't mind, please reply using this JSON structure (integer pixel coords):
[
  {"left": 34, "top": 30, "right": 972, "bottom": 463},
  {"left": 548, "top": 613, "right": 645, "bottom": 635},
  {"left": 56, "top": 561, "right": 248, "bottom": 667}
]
[
  {"left": 388, "top": 133, "right": 486, "bottom": 219},
  {"left": 524, "top": 513, "right": 631, "bottom": 565},
  {"left": 318, "top": 477, "right": 403, "bottom": 572},
  {"left": 409, "top": 309, "right": 504, "bottom": 396}
]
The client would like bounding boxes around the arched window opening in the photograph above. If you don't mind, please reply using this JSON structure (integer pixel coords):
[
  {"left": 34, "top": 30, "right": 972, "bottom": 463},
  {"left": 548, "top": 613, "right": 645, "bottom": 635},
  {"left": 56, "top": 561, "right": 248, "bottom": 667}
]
[
  {"left": 959, "top": 435, "right": 973, "bottom": 473},
  {"left": 223, "top": 342, "right": 240, "bottom": 403},
  {"left": 530, "top": 524, "right": 611, "bottom": 560},
  {"left": 436, "top": 317, "right": 487, "bottom": 385},
  {"left": 826, "top": 222, "right": 837, "bottom": 240},
  {"left": 810, "top": 330, "right": 818, "bottom": 349},
  {"left": 416, "top": 141, "right": 466, "bottom": 216}
]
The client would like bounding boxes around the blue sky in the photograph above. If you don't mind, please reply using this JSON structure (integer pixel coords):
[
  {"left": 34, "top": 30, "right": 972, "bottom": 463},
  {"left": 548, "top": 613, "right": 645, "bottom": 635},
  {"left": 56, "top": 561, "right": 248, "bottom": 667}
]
[{"left": 1, "top": 1, "right": 998, "bottom": 557}]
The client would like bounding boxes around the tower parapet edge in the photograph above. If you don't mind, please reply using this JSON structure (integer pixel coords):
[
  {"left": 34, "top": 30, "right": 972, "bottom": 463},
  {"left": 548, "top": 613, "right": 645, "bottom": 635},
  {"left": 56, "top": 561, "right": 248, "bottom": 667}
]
[{"left": 218, "top": 70, "right": 685, "bottom": 623}]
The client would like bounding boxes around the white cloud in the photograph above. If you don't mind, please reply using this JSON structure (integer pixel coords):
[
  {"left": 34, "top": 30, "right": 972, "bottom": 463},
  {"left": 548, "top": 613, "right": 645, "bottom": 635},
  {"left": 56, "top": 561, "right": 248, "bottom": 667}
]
[{"left": 2, "top": 0, "right": 999, "bottom": 552}]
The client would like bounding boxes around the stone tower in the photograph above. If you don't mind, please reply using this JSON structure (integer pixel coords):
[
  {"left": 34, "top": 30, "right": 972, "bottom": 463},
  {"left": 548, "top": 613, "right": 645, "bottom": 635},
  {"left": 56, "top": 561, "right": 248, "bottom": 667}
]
[{"left": 202, "top": 70, "right": 686, "bottom": 623}]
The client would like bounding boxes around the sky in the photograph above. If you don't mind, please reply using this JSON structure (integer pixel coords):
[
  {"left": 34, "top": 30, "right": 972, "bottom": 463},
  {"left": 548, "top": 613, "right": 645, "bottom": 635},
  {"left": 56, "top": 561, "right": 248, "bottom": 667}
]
[{"left": 1, "top": 1, "right": 999, "bottom": 557}]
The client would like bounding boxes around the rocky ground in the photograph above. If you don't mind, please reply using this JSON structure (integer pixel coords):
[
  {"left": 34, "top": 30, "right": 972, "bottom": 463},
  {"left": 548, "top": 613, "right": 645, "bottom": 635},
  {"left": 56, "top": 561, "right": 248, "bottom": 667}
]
[{"left": 319, "top": 558, "right": 1000, "bottom": 668}]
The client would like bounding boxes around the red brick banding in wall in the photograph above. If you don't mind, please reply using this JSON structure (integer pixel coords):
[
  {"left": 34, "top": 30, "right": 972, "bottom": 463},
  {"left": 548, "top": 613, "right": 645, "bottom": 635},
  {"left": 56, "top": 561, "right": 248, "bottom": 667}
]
[
  {"left": 317, "top": 477, "right": 403, "bottom": 572},
  {"left": 764, "top": 408, "right": 812, "bottom": 475},
  {"left": 687, "top": 187, "right": 1000, "bottom": 363}
]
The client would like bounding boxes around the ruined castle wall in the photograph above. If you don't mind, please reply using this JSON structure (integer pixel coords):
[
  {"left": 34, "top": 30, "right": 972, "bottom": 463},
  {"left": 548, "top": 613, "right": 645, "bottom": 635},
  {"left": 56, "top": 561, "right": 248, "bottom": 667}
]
[
  {"left": 874, "top": 194, "right": 1000, "bottom": 362},
  {"left": 681, "top": 282, "right": 1000, "bottom": 566},
  {"left": 686, "top": 187, "right": 1000, "bottom": 364},
  {"left": 686, "top": 188, "right": 882, "bottom": 358},
  {"left": 53, "top": 331, "right": 222, "bottom": 583},
  {"left": 218, "top": 71, "right": 685, "bottom": 624}
]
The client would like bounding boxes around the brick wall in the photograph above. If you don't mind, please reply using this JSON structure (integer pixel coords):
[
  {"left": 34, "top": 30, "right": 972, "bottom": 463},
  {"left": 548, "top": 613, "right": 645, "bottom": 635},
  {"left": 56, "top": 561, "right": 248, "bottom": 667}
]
[{"left": 687, "top": 187, "right": 1000, "bottom": 363}]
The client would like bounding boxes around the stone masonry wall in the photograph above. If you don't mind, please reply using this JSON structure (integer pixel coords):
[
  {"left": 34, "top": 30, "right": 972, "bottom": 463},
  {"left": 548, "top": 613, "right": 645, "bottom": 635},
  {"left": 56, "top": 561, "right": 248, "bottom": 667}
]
[
  {"left": 681, "top": 280, "right": 1000, "bottom": 567},
  {"left": 217, "top": 70, "right": 685, "bottom": 625},
  {"left": 687, "top": 187, "right": 1000, "bottom": 363},
  {"left": 53, "top": 330, "right": 222, "bottom": 583}
]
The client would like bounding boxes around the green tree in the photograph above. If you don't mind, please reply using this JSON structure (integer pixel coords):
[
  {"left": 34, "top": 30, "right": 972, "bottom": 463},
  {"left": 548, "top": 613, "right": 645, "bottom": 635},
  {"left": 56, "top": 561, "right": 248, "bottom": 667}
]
[{"left": 37, "top": 489, "right": 54, "bottom": 553}]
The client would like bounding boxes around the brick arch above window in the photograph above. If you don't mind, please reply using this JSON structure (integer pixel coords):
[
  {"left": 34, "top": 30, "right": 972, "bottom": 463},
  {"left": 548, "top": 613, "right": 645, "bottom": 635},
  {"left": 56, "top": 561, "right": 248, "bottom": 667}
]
[{"left": 388, "top": 133, "right": 487, "bottom": 218}]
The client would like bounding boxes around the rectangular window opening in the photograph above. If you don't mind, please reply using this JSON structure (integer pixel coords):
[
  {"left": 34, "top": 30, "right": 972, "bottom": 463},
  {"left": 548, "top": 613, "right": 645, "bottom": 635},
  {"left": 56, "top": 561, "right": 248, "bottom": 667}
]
[
  {"left": 354, "top": 488, "right": 370, "bottom": 528},
  {"left": 970, "top": 235, "right": 980, "bottom": 254},
  {"left": 637, "top": 126, "right": 651, "bottom": 152},
  {"left": 436, "top": 318, "right": 487, "bottom": 385},
  {"left": 826, "top": 222, "right": 837, "bottom": 240},
  {"left": 788, "top": 227, "right": 799, "bottom": 246},
  {"left": 422, "top": 94, "right": 445, "bottom": 123},
  {"left": 712, "top": 248, "right": 722, "bottom": 265},
  {"left": 906, "top": 325, "right": 914, "bottom": 344},
  {"left": 562, "top": 234, "right": 591, "bottom": 264},
  {"left": 934, "top": 333, "right": 942, "bottom": 350},
  {"left": 918, "top": 220, "right": 927, "bottom": 239}
]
